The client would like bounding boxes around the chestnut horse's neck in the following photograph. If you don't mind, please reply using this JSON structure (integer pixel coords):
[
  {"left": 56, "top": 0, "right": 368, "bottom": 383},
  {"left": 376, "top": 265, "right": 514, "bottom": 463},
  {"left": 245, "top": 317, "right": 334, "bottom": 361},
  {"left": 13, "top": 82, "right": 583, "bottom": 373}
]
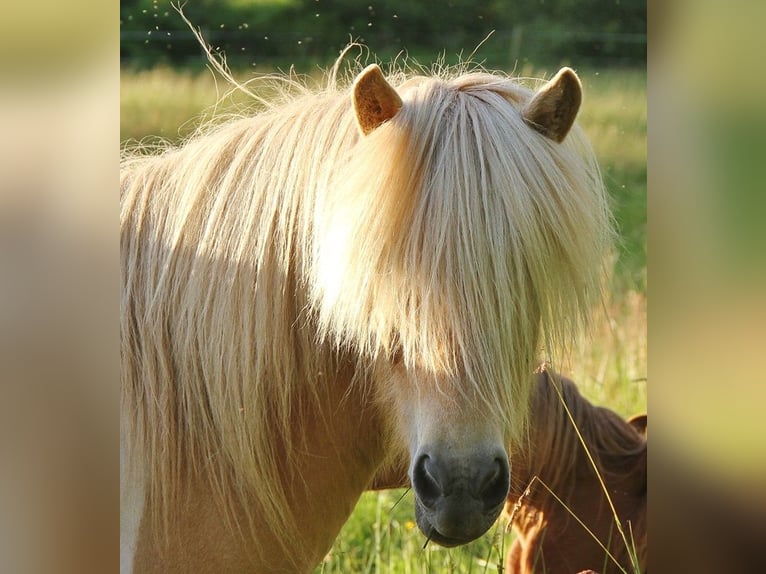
[
  {"left": 130, "top": 362, "right": 390, "bottom": 573},
  {"left": 511, "top": 372, "right": 645, "bottom": 494}
]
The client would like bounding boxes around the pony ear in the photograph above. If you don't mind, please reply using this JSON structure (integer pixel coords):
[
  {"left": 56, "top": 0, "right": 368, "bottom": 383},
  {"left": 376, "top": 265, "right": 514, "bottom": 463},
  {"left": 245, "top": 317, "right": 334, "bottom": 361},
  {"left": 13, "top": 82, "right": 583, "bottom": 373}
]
[
  {"left": 522, "top": 67, "right": 582, "bottom": 143},
  {"left": 352, "top": 64, "right": 403, "bottom": 135}
]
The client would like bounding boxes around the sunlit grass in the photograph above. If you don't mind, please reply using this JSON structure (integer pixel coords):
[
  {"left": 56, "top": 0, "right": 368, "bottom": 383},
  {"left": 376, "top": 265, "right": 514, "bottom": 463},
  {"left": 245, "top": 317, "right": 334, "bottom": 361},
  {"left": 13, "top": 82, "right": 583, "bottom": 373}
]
[
  {"left": 120, "top": 66, "right": 264, "bottom": 143},
  {"left": 316, "top": 488, "right": 513, "bottom": 573},
  {"left": 579, "top": 69, "right": 647, "bottom": 291}
]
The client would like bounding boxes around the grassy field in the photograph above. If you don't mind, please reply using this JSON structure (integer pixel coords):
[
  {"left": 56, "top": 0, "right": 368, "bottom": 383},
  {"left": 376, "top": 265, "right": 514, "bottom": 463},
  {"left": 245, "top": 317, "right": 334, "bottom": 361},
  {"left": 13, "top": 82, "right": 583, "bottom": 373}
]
[{"left": 121, "top": 63, "right": 646, "bottom": 573}]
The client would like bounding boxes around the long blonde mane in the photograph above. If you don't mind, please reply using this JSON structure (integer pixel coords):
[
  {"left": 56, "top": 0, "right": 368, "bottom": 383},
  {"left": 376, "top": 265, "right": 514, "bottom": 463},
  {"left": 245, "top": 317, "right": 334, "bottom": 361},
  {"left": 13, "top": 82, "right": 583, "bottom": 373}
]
[{"left": 121, "top": 56, "right": 612, "bottom": 565}]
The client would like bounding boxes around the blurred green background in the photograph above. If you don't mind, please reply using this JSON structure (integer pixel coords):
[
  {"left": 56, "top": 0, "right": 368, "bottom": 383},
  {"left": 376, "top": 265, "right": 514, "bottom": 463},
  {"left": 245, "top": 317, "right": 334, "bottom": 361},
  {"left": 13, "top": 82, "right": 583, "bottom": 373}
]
[{"left": 120, "top": 0, "right": 645, "bottom": 71}]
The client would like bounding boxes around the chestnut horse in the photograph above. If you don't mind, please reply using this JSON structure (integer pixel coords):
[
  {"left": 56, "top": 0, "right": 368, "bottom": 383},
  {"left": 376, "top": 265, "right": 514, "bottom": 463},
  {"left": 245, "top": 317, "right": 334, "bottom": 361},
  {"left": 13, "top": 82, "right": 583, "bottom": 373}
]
[
  {"left": 120, "top": 58, "right": 612, "bottom": 572},
  {"left": 505, "top": 370, "right": 647, "bottom": 574}
]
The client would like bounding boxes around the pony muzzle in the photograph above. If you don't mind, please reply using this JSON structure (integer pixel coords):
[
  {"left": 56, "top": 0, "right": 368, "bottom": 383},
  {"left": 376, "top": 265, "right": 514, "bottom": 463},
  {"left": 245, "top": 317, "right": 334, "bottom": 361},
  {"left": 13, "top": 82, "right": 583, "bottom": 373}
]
[{"left": 411, "top": 450, "right": 510, "bottom": 546}]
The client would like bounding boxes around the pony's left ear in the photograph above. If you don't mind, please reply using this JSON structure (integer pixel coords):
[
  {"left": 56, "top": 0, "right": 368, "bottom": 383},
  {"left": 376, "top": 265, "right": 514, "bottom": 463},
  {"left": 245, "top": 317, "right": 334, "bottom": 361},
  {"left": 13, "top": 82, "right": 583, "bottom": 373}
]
[
  {"left": 522, "top": 67, "right": 582, "bottom": 143},
  {"left": 353, "top": 64, "right": 403, "bottom": 135}
]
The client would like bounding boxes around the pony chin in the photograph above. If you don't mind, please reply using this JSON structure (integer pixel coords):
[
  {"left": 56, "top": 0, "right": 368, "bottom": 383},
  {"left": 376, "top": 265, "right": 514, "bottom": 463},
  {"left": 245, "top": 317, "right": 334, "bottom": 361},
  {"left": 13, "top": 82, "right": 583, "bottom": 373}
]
[{"left": 414, "top": 495, "right": 506, "bottom": 547}]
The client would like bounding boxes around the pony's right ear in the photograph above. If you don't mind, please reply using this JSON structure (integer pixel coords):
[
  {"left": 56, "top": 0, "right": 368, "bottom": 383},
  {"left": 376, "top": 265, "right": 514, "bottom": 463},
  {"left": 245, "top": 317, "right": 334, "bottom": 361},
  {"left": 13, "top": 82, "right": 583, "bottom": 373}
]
[
  {"left": 353, "top": 64, "right": 403, "bottom": 135},
  {"left": 522, "top": 67, "right": 582, "bottom": 143}
]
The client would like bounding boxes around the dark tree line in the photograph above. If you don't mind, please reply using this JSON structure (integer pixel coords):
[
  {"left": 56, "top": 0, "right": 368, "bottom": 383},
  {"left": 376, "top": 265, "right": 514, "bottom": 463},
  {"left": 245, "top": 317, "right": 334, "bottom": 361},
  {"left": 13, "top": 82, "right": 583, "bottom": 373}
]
[{"left": 120, "top": 0, "right": 645, "bottom": 69}]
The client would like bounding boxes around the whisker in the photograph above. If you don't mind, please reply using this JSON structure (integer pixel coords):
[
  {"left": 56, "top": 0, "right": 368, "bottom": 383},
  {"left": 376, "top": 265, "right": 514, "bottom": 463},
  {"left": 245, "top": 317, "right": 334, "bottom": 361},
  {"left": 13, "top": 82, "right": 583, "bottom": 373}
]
[
  {"left": 422, "top": 530, "right": 433, "bottom": 550},
  {"left": 389, "top": 487, "right": 411, "bottom": 511}
]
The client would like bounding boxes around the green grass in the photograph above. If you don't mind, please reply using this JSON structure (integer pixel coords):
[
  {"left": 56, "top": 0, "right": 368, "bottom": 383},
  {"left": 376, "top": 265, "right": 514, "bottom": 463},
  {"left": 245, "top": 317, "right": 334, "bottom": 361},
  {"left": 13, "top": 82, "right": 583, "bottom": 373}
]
[
  {"left": 120, "top": 66, "right": 253, "bottom": 143},
  {"left": 120, "top": 63, "right": 646, "bottom": 573},
  {"left": 316, "top": 489, "right": 513, "bottom": 573},
  {"left": 578, "top": 69, "right": 647, "bottom": 293}
]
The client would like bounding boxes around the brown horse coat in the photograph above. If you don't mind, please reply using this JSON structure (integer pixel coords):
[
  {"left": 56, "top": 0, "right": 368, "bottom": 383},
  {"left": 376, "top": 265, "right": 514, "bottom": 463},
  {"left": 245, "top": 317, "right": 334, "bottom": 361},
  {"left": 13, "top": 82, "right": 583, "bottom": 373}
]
[{"left": 505, "top": 370, "right": 646, "bottom": 574}]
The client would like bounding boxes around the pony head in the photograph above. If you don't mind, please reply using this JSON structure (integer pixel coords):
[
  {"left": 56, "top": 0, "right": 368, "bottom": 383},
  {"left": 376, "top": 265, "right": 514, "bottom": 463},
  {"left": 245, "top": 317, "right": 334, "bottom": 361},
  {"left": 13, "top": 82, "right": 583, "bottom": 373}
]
[{"left": 311, "top": 64, "right": 612, "bottom": 545}]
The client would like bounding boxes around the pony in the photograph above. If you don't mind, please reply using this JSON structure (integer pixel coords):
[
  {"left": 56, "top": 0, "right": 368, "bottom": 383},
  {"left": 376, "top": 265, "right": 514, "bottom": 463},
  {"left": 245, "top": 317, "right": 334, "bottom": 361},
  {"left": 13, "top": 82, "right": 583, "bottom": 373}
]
[
  {"left": 370, "top": 369, "right": 647, "bottom": 574},
  {"left": 120, "top": 57, "right": 613, "bottom": 573},
  {"left": 504, "top": 369, "right": 647, "bottom": 574}
]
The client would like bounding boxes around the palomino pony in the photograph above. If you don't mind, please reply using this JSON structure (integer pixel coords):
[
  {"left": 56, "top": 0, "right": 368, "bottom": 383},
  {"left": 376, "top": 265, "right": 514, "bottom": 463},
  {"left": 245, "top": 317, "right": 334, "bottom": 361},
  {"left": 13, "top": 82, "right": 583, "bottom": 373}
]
[
  {"left": 370, "top": 369, "right": 647, "bottom": 574},
  {"left": 120, "top": 58, "right": 613, "bottom": 572}
]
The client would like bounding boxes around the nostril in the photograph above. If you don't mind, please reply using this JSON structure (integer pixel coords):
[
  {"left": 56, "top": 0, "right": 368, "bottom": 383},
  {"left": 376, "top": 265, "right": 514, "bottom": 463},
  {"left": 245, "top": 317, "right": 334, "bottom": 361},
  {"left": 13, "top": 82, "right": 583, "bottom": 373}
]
[
  {"left": 477, "top": 459, "right": 501, "bottom": 491},
  {"left": 478, "top": 457, "right": 510, "bottom": 510},
  {"left": 412, "top": 454, "right": 442, "bottom": 509}
]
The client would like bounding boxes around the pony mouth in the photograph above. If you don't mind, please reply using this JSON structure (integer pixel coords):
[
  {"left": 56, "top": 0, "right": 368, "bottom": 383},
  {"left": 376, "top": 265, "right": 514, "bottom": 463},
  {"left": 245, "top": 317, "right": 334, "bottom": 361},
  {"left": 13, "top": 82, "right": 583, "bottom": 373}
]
[{"left": 414, "top": 499, "right": 504, "bottom": 548}]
